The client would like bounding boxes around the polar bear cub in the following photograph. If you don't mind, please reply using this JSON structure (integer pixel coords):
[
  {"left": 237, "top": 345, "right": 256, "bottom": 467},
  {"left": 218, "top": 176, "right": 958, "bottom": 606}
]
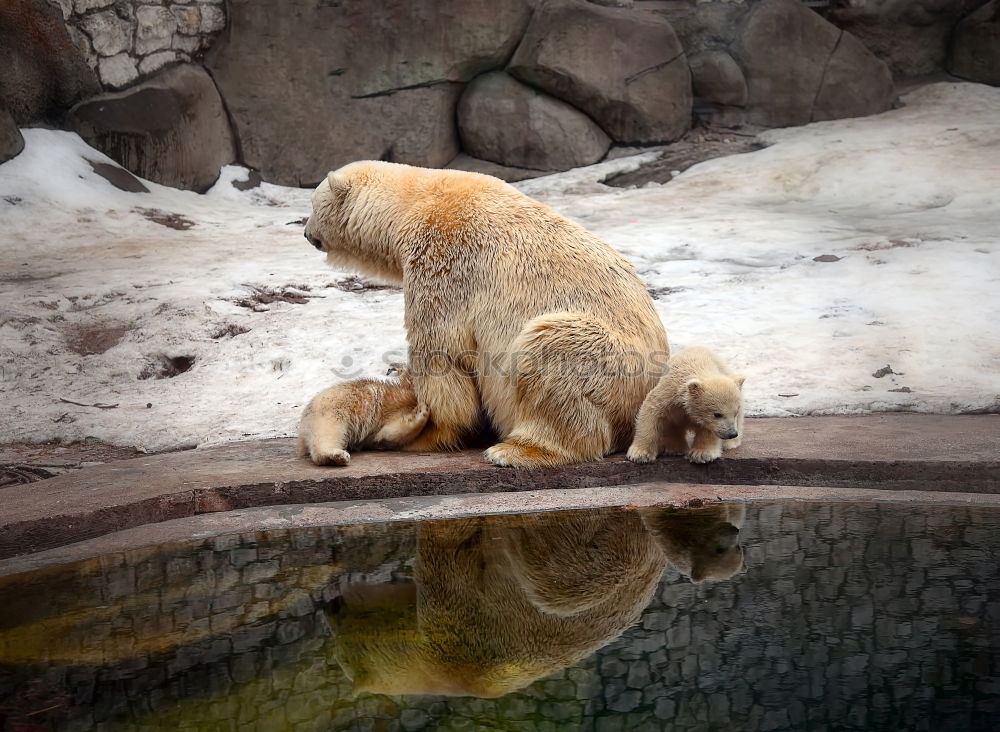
[
  {"left": 628, "top": 346, "right": 745, "bottom": 464},
  {"left": 298, "top": 368, "right": 429, "bottom": 466}
]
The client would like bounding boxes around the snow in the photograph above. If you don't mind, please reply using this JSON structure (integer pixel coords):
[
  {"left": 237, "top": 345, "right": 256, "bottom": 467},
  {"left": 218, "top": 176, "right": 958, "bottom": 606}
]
[{"left": 1, "top": 82, "right": 998, "bottom": 451}]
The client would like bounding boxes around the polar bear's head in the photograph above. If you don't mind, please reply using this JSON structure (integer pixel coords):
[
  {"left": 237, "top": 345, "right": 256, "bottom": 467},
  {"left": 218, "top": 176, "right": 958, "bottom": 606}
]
[
  {"left": 303, "top": 160, "right": 413, "bottom": 284},
  {"left": 640, "top": 504, "right": 747, "bottom": 584},
  {"left": 683, "top": 375, "right": 745, "bottom": 440}
]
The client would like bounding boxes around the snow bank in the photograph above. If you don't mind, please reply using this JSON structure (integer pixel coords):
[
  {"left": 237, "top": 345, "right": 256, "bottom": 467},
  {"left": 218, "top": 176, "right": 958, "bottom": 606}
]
[{"left": 0, "top": 82, "right": 997, "bottom": 450}]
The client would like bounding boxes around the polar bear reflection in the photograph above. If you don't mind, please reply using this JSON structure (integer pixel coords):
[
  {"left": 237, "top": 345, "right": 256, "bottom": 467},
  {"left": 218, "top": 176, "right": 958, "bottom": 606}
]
[{"left": 327, "top": 504, "right": 746, "bottom": 698}]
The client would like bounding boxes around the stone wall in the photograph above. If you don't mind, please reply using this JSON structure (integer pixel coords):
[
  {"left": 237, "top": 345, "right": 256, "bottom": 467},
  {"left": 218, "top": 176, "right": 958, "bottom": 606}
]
[
  {"left": 55, "top": 0, "right": 226, "bottom": 89},
  {"left": 1, "top": 501, "right": 998, "bottom": 730},
  {"left": 2, "top": 1, "right": 998, "bottom": 190}
]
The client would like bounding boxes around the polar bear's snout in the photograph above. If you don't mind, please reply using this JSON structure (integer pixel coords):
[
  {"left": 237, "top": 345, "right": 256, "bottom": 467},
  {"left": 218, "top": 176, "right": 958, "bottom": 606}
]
[
  {"left": 304, "top": 230, "right": 324, "bottom": 251},
  {"left": 720, "top": 427, "right": 739, "bottom": 440}
]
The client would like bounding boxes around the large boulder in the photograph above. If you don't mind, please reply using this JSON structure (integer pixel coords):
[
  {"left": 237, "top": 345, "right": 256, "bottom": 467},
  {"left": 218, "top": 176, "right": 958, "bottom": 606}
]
[
  {"left": 508, "top": 0, "right": 691, "bottom": 144},
  {"left": 949, "top": 1, "right": 1000, "bottom": 87},
  {"left": 0, "top": 106, "right": 24, "bottom": 165},
  {"left": 688, "top": 49, "right": 747, "bottom": 127},
  {"left": 67, "top": 64, "right": 235, "bottom": 192},
  {"left": 813, "top": 30, "right": 895, "bottom": 123},
  {"left": 205, "top": 0, "right": 532, "bottom": 185},
  {"left": 827, "top": 0, "right": 985, "bottom": 78},
  {"left": 0, "top": 0, "right": 99, "bottom": 124},
  {"left": 735, "top": 0, "right": 893, "bottom": 126},
  {"left": 458, "top": 71, "right": 610, "bottom": 171}
]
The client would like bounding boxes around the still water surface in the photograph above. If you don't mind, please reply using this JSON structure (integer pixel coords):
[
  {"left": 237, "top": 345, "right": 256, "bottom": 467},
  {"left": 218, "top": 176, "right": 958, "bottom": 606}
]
[{"left": 0, "top": 501, "right": 997, "bottom": 731}]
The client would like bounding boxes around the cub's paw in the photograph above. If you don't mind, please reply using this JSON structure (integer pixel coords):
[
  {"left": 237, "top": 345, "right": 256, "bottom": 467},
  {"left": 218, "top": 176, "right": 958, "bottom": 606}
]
[
  {"left": 686, "top": 447, "right": 721, "bottom": 464},
  {"left": 722, "top": 436, "right": 742, "bottom": 451},
  {"left": 312, "top": 448, "right": 351, "bottom": 466},
  {"left": 626, "top": 446, "right": 657, "bottom": 464}
]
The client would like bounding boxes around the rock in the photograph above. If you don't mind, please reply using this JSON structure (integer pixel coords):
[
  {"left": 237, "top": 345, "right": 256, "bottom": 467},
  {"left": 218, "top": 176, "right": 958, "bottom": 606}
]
[
  {"left": 689, "top": 49, "right": 746, "bottom": 107},
  {"left": 206, "top": 0, "right": 530, "bottom": 185},
  {"left": 735, "top": 0, "right": 892, "bottom": 126},
  {"left": 170, "top": 5, "right": 202, "bottom": 36},
  {"left": 135, "top": 6, "right": 177, "bottom": 55},
  {"left": 85, "top": 158, "right": 150, "bottom": 193},
  {"left": 508, "top": 0, "right": 691, "bottom": 144},
  {"left": 74, "top": 0, "right": 114, "bottom": 11},
  {"left": 949, "top": 1, "right": 1000, "bottom": 87},
  {"left": 458, "top": 71, "right": 610, "bottom": 171},
  {"left": 79, "top": 9, "right": 133, "bottom": 57},
  {"left": 0, "top": 106, "right": 24, "bottom": 165},
  {"left": 813, "top": 30, "right": 895, "bottom": 122},
  {"left": 689, "top": 48, "right": 746, "bottom": 127},
  {"left": 199, "top": 5, "right": 224, "bottom": 34},
  {"left": 735, "top": 0, "right": 840, "bottom": 126},
  {"left": 828, "top": 0, "right": 984, "bottom": 77},
  {"left": 138, "top": 51, "right": 177, "bottom": 76},
  {"left": 97, "top": 53, "right": 139, "bottom": 89},
  {"left": 0, "top": 0, "right": 100, "bottom": 124},
  {"left": 445, "top": 153, "right": 547, "bottom": 183},
  {"left": 68, "top": 64, "right": 236, "bottom": 191}
]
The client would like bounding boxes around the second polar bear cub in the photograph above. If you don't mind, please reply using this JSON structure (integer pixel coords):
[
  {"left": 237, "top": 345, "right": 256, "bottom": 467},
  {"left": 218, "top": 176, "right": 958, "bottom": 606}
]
[
  {"left": 628, "top": 346, "right": 745, "bottom": 464},
  {"left": 298, "top": 368, "right": 428, "bottom": 466}
]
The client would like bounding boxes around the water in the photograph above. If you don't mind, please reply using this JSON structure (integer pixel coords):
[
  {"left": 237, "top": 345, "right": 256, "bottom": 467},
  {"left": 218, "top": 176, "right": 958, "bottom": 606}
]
[{"left": 0, "top": 500, "right": 998, "bottom": 731}]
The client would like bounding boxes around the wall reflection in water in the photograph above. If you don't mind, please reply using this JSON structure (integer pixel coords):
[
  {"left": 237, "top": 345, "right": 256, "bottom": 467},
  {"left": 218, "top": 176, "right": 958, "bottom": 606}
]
[{"left": 0, "top": 501, "right": 997, "bottom": 731}]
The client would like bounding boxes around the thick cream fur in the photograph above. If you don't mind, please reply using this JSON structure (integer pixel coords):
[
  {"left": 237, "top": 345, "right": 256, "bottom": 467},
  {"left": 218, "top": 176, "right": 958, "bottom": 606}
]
[
  {"left": 297, "top": 369, "right": 428, "bottom": 466},
  {"left": 304, "top": 161, "right": 669, "bottom": 467},
  {"left": 628, "top": 346, "right": 745, "bottom": 464}
]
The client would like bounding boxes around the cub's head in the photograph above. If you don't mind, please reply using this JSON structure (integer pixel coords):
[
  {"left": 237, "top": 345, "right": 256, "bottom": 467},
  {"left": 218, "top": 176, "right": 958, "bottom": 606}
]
[
  {"left": 640, "top": 504, "right": 748, "bottom": 584},
  {"left": 303, "top": 161, "right": 412, "bottom": 284},
  {"left": 683, "top": 375, "right": 745, "bottom": 441}
]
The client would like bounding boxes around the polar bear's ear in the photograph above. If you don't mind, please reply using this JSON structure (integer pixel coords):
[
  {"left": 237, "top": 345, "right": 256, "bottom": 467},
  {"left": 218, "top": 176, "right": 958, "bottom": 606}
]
[
  {"left": 326, "top": 169, "right": 349, "bottom": 194},
  {"left": 736, "top": 375, "right": 746, "bottom": 390},
  {"left": 686, "top": 379, "right": 702, "bottom": 395}
]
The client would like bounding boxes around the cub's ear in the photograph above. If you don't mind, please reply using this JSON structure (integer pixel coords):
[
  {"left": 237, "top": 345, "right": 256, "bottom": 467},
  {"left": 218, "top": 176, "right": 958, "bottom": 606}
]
[
  {"left": 686, "top": 379, "right": 702, "bottom": 395},
  {"left": 736, "top": 375, "right": 746, "bottom": 390}
]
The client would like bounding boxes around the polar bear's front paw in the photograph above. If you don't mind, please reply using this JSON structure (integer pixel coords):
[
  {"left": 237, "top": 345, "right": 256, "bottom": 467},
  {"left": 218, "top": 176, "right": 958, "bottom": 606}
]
[
  {"left": 484, "top": 440, "right": 565, "bottom": 468},
  {"left": 626, "top": 446, "right": 657, "bottom": 463},
  {"left": 686, "top": 447, "right": 721, "bottom": 464},
  {"left": 722, "top": 436, "right": 742, "bottom": 451},
  {"left": 312, "top": 448, "right": 351, "bottom": 466},
  {"left": 411, "top": 403, "right": 430, "bottom": 425}
]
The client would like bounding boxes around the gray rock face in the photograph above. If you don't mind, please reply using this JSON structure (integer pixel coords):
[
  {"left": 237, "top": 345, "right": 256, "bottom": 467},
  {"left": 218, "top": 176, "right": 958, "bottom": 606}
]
[
  {"left": 949, "top": 1, "right": 1000, "bottom": 87},
  {"left": 688, "top": 49, "right": 747, "bottom": 127},
  {"left": 689, "top": 50, "right": 746, "bottom": 108},
  {"left": 813, "top": 31, "right": 895, "bottom": 123},
  {"left": 827, "top": 0, "right": 984, "bottom": 77},
  {"left": 0, "top": 106, "right": 25, "bottom": 164},
  {"left": 458, "top": 71, "right": 610, "bottom": 171},
  {"left": 735, "top": 0, "right": 893, "bottom": 126},
  {"left": 206, "top": 0, "right": 531, "bottom": 185},
  {"left": 735, "top": 0, "right": 841, "bottom": 127},
  {"left": 509, "top": 0, "right": 691, "bottom": 144},
  {"left": 68, "top": 64, "right": 235, "bottom": 191},
  {"left": 0, "top": 0, "right": 100, "bottom": 124}
]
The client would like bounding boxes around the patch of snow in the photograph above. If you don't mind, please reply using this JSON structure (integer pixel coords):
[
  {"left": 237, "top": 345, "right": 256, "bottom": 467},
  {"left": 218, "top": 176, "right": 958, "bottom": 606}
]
[{"left": 0, "top": 82, "right": 998, "bottom": 451}]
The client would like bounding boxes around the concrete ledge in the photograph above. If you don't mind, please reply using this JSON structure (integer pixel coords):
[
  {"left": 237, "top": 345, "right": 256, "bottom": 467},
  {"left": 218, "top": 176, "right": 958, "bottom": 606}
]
[
  {"left": 2, "top": 414, "right": 998, "bottom": 560},
  {"left": 5, "top": 481, "right": 1000, "bottom": 578}
]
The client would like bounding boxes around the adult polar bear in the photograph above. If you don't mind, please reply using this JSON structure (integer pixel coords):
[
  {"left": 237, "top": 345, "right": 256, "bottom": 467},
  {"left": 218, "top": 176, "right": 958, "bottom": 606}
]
[{"left": 303, "top": 161, "right": 668, "bottom": 467}]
